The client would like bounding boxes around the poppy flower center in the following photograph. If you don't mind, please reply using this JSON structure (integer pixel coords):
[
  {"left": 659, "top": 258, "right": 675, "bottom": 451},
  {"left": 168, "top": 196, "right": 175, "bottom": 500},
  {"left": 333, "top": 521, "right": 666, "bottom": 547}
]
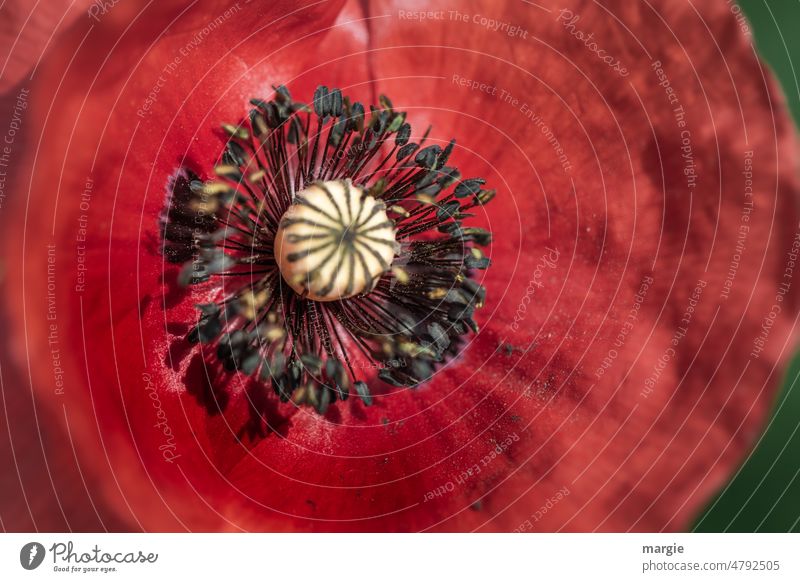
[
  {"left": 274, "top": 180, "right": 397, "bottom": 301},
  {"left": 160, "top": 86, "right": 494, "bottom": 413}
]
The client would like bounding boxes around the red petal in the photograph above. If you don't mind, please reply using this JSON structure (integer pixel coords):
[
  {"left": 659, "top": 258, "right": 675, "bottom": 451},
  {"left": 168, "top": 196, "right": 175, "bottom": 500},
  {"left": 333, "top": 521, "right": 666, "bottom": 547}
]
[
  {"left": 358, "top": 0, "right": 800, "bottom": 531},
  {"left": 0, "top": 0, "right": 94, "bottom": 92},
  {"left": 2, "top": 0, "right": 799, "bottom": 532}
]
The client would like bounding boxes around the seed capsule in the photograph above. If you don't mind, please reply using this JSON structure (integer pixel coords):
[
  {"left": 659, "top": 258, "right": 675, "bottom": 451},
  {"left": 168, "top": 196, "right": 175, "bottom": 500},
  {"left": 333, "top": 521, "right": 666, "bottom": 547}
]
[{"left": 274, "top": 180, "right": 397, "bottom": 301}]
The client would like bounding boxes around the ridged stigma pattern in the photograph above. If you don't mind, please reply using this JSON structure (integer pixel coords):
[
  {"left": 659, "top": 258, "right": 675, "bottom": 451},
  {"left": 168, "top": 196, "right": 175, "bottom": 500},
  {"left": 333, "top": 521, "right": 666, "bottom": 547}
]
[{"left": 274, "top": 179, "right": 397, "bottom": 301}]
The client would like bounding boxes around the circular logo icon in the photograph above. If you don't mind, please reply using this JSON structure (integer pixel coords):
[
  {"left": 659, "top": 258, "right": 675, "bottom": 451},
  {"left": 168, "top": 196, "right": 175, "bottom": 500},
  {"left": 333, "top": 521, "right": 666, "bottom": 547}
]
[{"left": 20, "top": 542, "right": 46, "bottom": 570}]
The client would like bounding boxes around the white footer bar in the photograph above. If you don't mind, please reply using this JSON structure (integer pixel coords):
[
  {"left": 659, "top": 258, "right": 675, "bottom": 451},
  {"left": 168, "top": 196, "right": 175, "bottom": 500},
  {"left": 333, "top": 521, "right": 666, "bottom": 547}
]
[{"left": 1, "top": 533, "right": 796, "bottom": 581}]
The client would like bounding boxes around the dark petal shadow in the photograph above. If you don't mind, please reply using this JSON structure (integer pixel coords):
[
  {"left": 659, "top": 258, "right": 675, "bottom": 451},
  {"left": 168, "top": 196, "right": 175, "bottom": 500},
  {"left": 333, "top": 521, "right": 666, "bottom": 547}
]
[
  {"left": 238, "top": 378, "right": 293, "bottom": 442},
  {"left": 183, "top": 351, "right": 229, "bottom": 416}
]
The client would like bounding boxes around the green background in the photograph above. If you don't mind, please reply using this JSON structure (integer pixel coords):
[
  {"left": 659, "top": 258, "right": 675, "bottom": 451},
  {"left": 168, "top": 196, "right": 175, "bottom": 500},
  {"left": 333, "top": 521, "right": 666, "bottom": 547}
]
[{"left": 692, "top": 0, "right": 800, "bottom": 533}]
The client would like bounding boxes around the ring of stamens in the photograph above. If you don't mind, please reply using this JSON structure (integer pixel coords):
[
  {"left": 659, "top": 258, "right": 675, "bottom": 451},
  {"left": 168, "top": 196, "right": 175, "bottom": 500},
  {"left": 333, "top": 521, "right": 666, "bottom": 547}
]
[{"left": 161, "top": 85, "right": 493, "bottom": 416}]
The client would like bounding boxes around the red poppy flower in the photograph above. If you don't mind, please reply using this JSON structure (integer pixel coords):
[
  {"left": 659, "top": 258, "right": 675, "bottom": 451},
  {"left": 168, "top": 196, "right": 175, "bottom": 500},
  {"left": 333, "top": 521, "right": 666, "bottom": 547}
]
[{"left": 1, "top": 0, "right": 799, "bottom": 532}]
